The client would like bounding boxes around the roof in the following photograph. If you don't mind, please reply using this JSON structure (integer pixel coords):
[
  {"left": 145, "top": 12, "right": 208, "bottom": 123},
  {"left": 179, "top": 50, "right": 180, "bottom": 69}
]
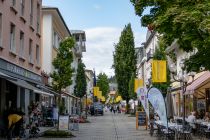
[
  {"left": 42, "top": 6, "right": 71, "bottom": 36},
  {"left": 70, "top": 30, "right": 86, "bottom": 41}
]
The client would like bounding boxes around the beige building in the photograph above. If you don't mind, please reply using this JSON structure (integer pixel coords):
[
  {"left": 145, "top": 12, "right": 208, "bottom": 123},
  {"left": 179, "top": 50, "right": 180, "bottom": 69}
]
[{"left": 0, "top": 0, "right": 46, "bottom": 122}]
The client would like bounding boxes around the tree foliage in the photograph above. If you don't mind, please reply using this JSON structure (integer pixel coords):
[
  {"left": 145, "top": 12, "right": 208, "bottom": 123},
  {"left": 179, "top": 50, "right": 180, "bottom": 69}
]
[
  {"left": 113, "top": 24, "right": 137, "bottom": 104},
  {"left": 129, "top": 73, "right": 137, "bottom": 100},
  {"left": 74, "top": 61, "right": 87, "bottom": 98},
  {"left": 97, "top": 73, "right": 109, "bottom": 97},
  {"left": 152, "top": 38, "right": 171, "bottom": 96},
  {"left": 130, "top": 0, "right": 210, "bottom": 72},
  {"left": 51, "top": 37, "right": 74, "bottom": 92}
]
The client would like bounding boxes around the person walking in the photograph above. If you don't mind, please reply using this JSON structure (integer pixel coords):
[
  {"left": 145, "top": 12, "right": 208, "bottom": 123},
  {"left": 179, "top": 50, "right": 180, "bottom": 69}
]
[{"left": 113, "top": 105, "right": 117, "bottom": 114}]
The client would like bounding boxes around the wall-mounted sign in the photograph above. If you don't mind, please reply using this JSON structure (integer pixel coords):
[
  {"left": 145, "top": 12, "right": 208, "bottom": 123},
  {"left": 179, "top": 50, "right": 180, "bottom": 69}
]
[{"left": 0, "top": 58, "right": 41, "bottom": 82}]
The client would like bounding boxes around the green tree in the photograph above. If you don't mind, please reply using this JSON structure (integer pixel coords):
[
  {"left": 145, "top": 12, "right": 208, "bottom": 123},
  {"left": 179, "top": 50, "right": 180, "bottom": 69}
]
[
  {"left": 129, "top": 73, "right": 136, "bottom": 100},
  {"left": 152, "top": 39, "right": 171, "bottom": 96},
  {"left": 50, "top": 37, "right": 75, "bottom": 114},
  {"left": 113, "top": 24, "right": 137, "bottom": 111},
  {"left": 74, "top": 61, "right": 87, "bottom": 98},
  {"left": 97, "top": 73, "right": 109, "bottom": 97},
  {"left": 130, "top": 0, "right": 210, "bottom": 72}
]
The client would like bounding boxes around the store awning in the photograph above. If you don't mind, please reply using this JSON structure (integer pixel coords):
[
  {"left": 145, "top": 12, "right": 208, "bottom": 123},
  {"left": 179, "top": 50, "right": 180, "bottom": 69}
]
[
  {"left": 34, "top": 89, "right": 54, "bottom": 97},
  {"left": 185, "top": 71, "right": 210, "bottom": 96},
  {"left": 0, "top": 71, "right": 17, "bottom": 80},
  {"left": 8, "top": 79, "right": 54, "bottom": 97}
]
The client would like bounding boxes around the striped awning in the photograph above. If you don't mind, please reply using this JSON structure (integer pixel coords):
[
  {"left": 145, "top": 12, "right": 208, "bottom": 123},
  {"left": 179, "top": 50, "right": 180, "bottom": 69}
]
[{"left": 185, "top": 71, "right": 210, "bottom": 96}]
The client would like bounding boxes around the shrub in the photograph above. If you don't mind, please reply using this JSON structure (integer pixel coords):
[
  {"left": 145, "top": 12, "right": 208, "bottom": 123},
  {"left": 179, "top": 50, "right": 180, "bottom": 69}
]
[{"left": 43, "top": 130, "right": 74, "bottom": 138}]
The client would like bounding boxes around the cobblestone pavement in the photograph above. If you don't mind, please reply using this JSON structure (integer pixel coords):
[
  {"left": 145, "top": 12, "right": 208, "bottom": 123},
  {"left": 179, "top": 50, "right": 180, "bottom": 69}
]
[{"left": 31, "top": 111, "right": 156, "bottom": 140}]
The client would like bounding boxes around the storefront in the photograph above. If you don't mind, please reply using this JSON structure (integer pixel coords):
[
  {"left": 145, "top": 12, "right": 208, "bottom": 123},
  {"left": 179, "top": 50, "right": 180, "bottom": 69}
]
[
  {"left": 172, "top": 71, "right": 210, "bottom": 117},
  {"left": 0, "top": 59, "right": 55, "bottom": 124}
]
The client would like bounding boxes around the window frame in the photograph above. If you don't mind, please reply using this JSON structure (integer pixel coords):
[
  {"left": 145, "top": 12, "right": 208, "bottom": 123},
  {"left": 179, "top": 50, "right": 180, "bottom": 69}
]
[
  {"left": 10, "top": 23, "right": 16, "bottom": 53},
  {"left": 19, "top": 31, "right": 24, "bottom": 57},
  {"left": 0, "top": 13, "right": 2, "bottom": 47},
  {"left": 36, "top": 44, "right": 40, "bottom": 64},
  {"left": 20, "top": 0, "right": 25, "bottom": 16},
  {"left": 29, "top": 39, "right": 33, "bottom": 63}
]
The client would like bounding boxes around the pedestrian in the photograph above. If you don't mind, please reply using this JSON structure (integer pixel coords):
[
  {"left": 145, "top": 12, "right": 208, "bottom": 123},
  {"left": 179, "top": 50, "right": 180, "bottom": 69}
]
[
  {"left": 110, "top": 106, "right": 113, "bottom": 113},
  {"left": 113, "top": 105, "right": 117, "bottom": 114}
]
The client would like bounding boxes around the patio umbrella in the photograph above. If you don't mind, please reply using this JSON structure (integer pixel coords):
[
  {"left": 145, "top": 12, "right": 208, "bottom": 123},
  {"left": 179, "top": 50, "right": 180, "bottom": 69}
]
[{"left": 166, "top": 93, "right": 174, "bottom": 118}]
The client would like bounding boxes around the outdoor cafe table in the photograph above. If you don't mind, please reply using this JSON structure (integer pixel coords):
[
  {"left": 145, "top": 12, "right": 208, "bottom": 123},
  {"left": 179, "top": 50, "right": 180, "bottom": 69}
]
[{"left": 155, "top": 121, "right": 183, "bottom": 140}]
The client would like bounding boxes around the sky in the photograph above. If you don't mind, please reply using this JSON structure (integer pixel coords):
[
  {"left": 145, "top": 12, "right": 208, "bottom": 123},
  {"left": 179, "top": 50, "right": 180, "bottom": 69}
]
[{"left": 43, "top": 0, "right": 148, "bottom": 77}]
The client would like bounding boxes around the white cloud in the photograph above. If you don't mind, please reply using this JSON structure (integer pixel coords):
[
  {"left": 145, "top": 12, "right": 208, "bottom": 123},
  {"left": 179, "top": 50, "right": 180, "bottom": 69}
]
[{"left": 83, "top": 27, "right": 146, "bottom": 77}]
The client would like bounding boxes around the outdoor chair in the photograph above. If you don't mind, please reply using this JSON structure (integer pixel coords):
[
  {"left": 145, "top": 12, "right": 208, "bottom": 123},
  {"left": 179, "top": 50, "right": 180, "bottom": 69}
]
[
  {"left": 199, "top": 125, "right": 210, "bottom": 140},
  {"left": 162, "top": 128, "right": 175, "bottom": 140},
  {"left": 150, "top": 121, "right": 158, "bottom": 136},
  {"left": 177, "top": 124, "right": 192, "bottom": 140}
]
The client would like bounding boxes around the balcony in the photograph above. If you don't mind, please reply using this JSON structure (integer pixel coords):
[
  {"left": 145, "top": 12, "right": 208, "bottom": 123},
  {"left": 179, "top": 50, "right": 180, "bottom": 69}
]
[{"left": 74, "top": 42, "right": 83, "bottom": 57}]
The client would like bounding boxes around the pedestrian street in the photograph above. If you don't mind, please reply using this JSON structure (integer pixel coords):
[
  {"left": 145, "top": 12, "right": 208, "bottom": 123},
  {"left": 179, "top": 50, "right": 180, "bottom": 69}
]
[{"left": 31, "top": 111, "right": 155, "bottom": 140}]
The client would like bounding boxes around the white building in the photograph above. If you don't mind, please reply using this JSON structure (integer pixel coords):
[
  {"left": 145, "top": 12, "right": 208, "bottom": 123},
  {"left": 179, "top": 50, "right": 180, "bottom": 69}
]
[
  {"left": 136, "top": 30, "right": 159, "bottom": 87},
  {"left": 42, "top": 7, "right": 82, "bottom": 114}
]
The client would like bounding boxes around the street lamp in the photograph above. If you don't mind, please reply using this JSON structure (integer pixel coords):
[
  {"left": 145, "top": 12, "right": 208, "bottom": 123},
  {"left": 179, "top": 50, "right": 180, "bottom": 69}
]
[{"left": 169, "top": 58, "right": 195, "bottom": 139}]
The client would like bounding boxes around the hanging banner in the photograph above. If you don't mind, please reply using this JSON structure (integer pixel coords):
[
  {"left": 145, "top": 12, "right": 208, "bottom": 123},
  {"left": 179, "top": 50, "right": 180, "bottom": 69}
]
[
  {"left": 134, "top": 79, "right": 143, "bottom": 92},
  {"left": 148, "top": 87, "right": 167, "bottom": 127},
  {"left": 136, "top": 87, "right": 149, "bottom": 118},
  {"left": 152, "top": 60, "right": 167, "bottom": 82},
  {"left": 93, "top": 87, "right": 99, "bottom": 96}
]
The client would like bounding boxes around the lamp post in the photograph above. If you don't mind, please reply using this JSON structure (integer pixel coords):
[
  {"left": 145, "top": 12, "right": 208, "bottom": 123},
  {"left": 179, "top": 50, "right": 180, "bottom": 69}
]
[{"left": 169, "top": 59, "right": 195, "bottom": 140}]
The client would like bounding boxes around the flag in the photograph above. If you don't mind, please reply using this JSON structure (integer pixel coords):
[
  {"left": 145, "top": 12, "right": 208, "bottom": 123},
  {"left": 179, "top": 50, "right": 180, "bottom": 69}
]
[
  {"left": 97, "top": 91, "right": 102, "bottom": 99},
  {"left": 152, "top": 60, "right": 167, "bottom": 82},
  {"left": 93, "top": 69, "right": 97, "bottom": 86},
  {"left": 134, "top": 79, "right": 143, "bottom": 92},
  {"left": 93, "top": 87, "right": 99, "bottom": 96}
]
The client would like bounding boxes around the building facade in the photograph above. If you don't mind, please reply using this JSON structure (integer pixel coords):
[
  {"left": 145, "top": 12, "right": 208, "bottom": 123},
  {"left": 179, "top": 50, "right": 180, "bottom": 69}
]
[
  {"left": 0, "top": 0, "right": 46, "bottom": 123},
  {"left": 41, "top": 7, "right": 74, "bottom": 114}
]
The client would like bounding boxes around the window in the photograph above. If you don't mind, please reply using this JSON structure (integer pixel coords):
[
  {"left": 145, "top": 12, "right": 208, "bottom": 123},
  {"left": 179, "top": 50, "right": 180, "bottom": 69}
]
[
  {"left": 20, "top": 0, "right": 25, "bottom": 16},
  {"left": 53, "top": 31, "right": 61, "bottom": 49},
  {"left": 19, "top": 31, "right": 24, "bottom": 57},
  {"left": 36, "top": 45, "right": 40, "bottom": 64},
  {"left": 36, "top": 3, "right": 40, "bottom": 33},
  {"left": 0, "top": 13, "right": 2, "bottom": 47},
  {"left": 29, "top": 39, "right": 33, "bottom": 63},
  {"left": 30, "top": 0, "right": 33, "bottom": 25},
  {"left": 12, "top": 0, "right": 16, "bottom": 6},
  {"left": 10, "top": 23, "right": 16, "bottom": 53}
]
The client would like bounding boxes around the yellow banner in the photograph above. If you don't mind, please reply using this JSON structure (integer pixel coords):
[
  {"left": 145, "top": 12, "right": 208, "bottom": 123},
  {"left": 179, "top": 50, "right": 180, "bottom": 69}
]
[
  {"left": 93, "top": 87, "right": 99, "bottom": 96},
  {"left": 134, "top": 79, "right": 143, "bottom": 92},
  {"left": 97, "top": 91, "right": 102, "bottom": 98},
  {"left": 101, "top": 96, "right": 105, "bottom": 102},
  {"left": 152, "top": 60, "right": 167, "bottom": 82}
]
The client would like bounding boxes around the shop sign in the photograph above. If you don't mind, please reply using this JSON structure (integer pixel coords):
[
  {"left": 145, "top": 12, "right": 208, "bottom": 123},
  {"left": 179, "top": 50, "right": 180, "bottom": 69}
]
[
  {"left": 59, "top": 115, "right": 69, "bottom": 130},
  {"left": 0, "top": 58, "right": 41, "bottom": 82}
]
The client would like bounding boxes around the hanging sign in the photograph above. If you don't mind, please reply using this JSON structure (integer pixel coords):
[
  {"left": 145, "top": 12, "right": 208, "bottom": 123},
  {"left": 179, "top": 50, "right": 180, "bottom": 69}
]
[{"left": 136, "top": 87, "right": 149, "bottom": 118}]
